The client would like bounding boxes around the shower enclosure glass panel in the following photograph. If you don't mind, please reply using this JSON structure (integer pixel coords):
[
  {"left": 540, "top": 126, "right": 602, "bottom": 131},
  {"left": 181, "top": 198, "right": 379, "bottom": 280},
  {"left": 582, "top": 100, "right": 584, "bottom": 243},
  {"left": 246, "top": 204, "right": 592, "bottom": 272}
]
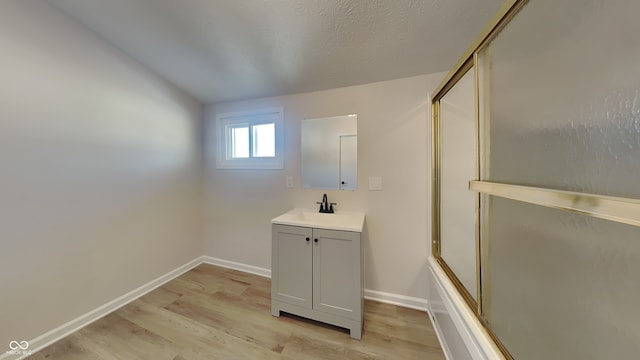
[
  {"left": 483, "top": 196, "right": 640, "bottom": 359},
  {"left": 481, "top": 0, "right": 640, "bottom": 198},
  {"left": 439, "top": 69, "right": 478, "bottom": 301},
  {"left": 478, "top": 0, "right": 640, "bottom": 357}
]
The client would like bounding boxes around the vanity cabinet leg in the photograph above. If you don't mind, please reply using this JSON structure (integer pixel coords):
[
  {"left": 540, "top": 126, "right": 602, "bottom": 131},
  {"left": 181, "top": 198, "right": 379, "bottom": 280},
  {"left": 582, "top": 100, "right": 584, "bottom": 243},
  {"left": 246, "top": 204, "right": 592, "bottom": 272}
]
[{"left": 350, "top": 323, "right": 362, "bottom": 339}]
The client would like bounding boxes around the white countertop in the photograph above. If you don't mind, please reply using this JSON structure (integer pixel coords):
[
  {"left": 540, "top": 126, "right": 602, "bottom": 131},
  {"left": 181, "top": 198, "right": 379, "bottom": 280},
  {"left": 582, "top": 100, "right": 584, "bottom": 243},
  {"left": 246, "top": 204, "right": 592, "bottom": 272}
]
[{"left": 271, "top": 208, "right": 365, "bottom": 232}]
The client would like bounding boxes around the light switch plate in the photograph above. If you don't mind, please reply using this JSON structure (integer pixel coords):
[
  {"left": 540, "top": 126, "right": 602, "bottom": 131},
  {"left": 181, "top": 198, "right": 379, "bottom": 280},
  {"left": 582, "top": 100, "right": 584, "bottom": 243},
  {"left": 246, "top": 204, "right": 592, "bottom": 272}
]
[
  {"left": 286, "top": 176, "right": 294, "bottom": 188},
  {"left": 368, "top": 177, "right": 383, "bottom": 191}
]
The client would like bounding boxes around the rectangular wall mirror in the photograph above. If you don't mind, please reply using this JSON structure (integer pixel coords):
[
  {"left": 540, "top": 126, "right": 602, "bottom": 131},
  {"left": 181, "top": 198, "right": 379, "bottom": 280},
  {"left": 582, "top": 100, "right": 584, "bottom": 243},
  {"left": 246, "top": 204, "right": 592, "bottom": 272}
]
[{"left": 301, "top": 114, "right": 357, "bottom": 190}]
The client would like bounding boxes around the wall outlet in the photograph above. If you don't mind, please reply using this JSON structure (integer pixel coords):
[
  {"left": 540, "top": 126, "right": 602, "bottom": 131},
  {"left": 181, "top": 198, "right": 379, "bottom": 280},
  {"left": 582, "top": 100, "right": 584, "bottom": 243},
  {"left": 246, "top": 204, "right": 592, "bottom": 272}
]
[{"left": 286, "top": 176, "right": 294, "bottom": 188}]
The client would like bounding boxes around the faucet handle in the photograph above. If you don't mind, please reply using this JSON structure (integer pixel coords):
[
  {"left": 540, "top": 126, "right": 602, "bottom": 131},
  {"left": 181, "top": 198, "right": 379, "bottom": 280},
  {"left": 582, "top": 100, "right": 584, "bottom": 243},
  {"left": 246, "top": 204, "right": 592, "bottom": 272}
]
[
  {"left": 329, "top": 202, "right": 337, "bottom": 213},
  {"left": 316, "top": 201, "right": 325, "bottom": 213}
]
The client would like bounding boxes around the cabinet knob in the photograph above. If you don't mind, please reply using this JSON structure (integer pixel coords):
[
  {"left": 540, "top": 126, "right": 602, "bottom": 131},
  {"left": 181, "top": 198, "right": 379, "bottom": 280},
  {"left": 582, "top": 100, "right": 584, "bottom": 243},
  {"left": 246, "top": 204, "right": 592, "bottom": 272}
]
[
  {"left": 306, "top": 237, "right": 310, "bottom": 242},
  {"left": 314, "top": 238, "right": 318, "bottom": 243}
]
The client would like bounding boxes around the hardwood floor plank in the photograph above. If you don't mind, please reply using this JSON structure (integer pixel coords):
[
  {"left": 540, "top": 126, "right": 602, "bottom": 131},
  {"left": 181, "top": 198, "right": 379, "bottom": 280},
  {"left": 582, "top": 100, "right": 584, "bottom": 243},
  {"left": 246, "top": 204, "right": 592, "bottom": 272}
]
[
  {"left": 213, "top": 287, "right": 272, "bottom": 314},
  {"left": 164, "top": 297, "right": 234, "bottom": 332},
  {"left": 168, "top": 291, "right": 291, "bottom": 353},
  {"left": 280, "top": 334, "right": 381, "bottom": 360},
  {"left": 27, "top": 335, "right": 102, "bottom": 360},
  {"left": 119, "top": 299, "right": 282, "bottom": 359},
  {"left": 81, "top": 313, "right": 179, "bottom": 360},
  {"left": 138, "top": 286, "right": 184, "bottom": 308},
  {"left": 116, "top": 299, "right": 226, "bottom": 352},
  {"left": 27, "top": 264, "right": 445, "bottom": 359}
]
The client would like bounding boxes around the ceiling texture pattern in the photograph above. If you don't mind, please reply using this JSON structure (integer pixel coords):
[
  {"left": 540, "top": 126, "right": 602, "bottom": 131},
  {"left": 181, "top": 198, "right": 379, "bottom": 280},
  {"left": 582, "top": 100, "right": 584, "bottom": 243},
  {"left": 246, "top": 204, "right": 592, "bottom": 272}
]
[{"left": 48, "top": 0, "right": 504, "bottom": 104}]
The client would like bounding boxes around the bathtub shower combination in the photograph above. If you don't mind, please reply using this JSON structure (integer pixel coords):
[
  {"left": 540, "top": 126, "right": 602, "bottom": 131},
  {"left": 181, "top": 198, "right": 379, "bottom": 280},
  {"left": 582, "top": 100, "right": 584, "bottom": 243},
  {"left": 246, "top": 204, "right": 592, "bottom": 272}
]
[{"left": 429, "top": 0, "right": 640, "bottom": 359}]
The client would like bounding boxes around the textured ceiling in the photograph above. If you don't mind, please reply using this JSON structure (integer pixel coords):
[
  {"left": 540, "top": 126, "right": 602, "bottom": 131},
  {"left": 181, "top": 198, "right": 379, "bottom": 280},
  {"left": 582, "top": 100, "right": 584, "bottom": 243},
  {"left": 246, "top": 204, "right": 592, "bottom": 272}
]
[{"left": 48, "top": 0, "right": 504, "bottom": 104}]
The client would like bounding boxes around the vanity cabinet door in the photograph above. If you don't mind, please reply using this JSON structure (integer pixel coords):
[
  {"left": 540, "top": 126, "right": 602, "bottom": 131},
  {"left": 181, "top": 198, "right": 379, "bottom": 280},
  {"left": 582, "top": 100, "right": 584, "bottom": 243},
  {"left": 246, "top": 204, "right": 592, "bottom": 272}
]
[
  {"left": 272, "top": 224, "right": 313, "bottom": 309},
  {"left": 312, "top": 228, "right": 362, "bottom": 320}
]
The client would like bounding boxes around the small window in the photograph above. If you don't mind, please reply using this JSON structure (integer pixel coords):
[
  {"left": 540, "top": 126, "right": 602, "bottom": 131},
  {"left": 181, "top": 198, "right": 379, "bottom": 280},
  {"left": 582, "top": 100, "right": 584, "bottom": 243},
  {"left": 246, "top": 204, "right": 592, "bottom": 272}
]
[{"left": 216, "top": 108, "right": 284, "bottom": 169}]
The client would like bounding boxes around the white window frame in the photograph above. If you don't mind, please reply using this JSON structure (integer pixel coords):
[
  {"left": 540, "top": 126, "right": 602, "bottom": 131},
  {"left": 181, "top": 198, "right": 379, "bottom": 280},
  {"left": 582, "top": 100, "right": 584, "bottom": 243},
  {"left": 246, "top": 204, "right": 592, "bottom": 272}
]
[{"left": 215, "top": 107, "right": 284, "bottom": 169}]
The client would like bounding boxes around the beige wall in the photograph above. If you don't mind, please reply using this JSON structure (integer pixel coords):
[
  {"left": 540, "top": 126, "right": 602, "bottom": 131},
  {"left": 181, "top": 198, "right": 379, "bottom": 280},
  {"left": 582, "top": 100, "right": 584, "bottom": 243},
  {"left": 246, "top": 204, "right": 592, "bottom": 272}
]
[
  {"left": 0, "top": 1, "right": 203, "bottom": 348},
  {"left": 204, "top": 72, "right": 446, "bottom": 300}
]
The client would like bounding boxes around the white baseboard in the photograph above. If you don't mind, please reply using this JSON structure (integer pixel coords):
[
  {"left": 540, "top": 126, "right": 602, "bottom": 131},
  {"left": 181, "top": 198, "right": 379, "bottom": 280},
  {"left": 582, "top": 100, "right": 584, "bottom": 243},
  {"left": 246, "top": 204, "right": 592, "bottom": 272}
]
[
  {"left": 364, "top": 289, "right": 428, "bottom": 312},
  {"left": 3, "top": 257, "right": 203, "bottom": 360},
  {"left": 202, "top": 256, "right": 271, "bottom": 278}
]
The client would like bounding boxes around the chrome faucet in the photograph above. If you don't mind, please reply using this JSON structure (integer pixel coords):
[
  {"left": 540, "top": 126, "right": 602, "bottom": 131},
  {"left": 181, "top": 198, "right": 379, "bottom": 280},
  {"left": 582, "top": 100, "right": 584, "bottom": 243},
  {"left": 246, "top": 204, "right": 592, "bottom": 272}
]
[{"left": 316, "top": 193, "right": 336, "bottom": 213}]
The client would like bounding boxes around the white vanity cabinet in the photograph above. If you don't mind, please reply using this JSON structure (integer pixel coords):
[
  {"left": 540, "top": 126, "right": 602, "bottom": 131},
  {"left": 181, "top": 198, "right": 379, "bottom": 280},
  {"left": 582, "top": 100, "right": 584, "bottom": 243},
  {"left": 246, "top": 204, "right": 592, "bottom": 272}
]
[{"left": 270, "top": 210, "right": 364, "bottom": 339}]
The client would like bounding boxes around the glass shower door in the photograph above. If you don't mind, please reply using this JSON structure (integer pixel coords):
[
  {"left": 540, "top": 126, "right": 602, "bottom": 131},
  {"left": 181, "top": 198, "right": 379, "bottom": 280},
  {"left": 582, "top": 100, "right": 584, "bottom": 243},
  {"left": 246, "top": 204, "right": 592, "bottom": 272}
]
[{"left": 476, "top": 0, "right": 640, "bottom": 358}]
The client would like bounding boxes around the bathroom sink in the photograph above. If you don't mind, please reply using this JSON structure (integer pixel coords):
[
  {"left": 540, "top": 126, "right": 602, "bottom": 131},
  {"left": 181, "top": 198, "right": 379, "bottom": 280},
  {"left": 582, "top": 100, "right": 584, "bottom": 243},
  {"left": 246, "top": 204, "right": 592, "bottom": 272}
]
[{"left": 271, "top": 208, "right": 365, "bottom": 232}]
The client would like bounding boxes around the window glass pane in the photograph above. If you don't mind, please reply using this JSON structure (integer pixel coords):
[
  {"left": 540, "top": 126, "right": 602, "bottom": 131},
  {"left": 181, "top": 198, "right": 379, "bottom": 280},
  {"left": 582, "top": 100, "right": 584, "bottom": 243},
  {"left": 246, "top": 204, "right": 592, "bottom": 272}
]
[
  {"left": 215, "top": 108, "right": 283, "bottom": 169},
  {"left": 252, "top": 123, "right": 275, "bottom": 157},
  {"left": 229, "top": 125, "right": 249, "bottom": 158}
]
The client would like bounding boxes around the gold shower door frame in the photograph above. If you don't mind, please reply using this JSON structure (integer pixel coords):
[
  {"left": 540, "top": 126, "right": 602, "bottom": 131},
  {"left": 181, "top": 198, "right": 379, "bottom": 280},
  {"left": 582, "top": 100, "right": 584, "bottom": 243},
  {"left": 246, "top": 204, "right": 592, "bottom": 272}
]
[{"left": 431, "top": 0, "right": 640, "bottom": 358}]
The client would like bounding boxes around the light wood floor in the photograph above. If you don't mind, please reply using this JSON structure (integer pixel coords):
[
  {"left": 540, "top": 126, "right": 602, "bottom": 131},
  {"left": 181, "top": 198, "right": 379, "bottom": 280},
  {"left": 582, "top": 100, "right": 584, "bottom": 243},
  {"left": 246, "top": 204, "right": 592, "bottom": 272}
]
[{"left": 28, "top": 264, "right": 445, "bottom": 359}]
